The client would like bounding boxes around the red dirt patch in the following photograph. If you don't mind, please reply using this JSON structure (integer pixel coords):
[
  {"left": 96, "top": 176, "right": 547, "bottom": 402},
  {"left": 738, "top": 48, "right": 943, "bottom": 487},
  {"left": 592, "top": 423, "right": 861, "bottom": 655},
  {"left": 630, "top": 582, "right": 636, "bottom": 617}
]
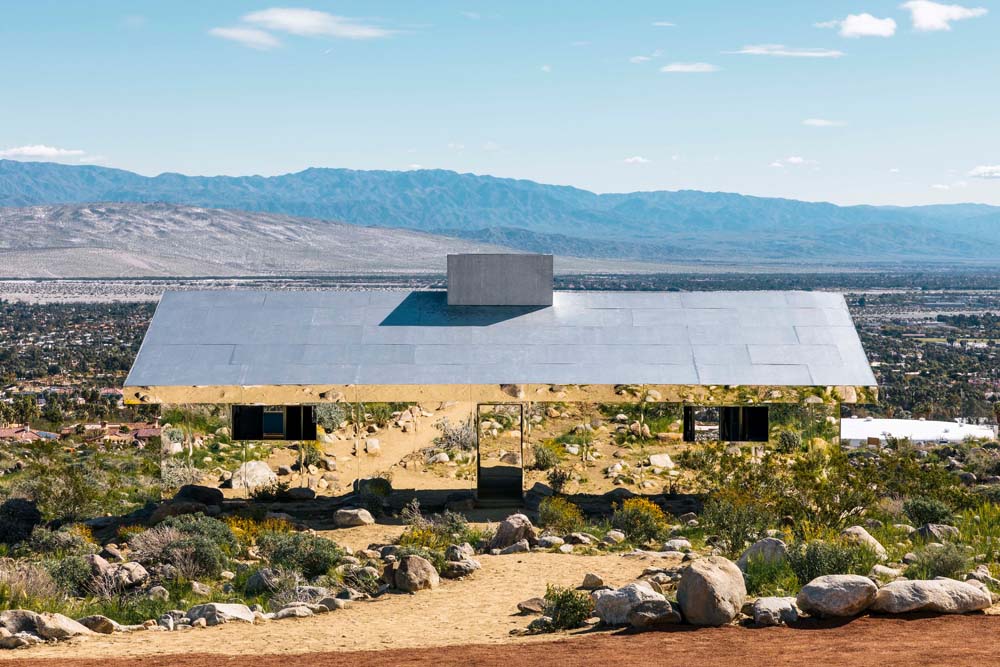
[{"left": 4, "top": 614, "right": 998, "bottom": 667}]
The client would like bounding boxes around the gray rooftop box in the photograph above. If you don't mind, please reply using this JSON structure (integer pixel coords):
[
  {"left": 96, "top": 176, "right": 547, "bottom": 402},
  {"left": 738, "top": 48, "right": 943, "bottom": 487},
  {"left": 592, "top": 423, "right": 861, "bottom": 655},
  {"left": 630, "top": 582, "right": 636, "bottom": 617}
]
[{"left": 447, "top": 253, "right": 553, "bottom": 306}]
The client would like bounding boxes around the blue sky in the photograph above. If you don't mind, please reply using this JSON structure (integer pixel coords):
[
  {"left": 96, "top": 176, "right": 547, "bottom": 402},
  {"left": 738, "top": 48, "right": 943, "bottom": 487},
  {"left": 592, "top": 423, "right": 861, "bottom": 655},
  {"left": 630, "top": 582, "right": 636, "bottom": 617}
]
[{"left": 1, "top": 1, "right": 998, "bottom": 205}]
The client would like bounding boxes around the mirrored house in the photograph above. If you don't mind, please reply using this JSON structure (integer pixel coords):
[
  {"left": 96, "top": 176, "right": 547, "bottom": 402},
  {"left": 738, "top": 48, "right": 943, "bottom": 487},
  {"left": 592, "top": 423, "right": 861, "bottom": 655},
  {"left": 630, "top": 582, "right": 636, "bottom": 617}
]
[{"left": 124, "top": 254, "right": 877, "bottom": 507}]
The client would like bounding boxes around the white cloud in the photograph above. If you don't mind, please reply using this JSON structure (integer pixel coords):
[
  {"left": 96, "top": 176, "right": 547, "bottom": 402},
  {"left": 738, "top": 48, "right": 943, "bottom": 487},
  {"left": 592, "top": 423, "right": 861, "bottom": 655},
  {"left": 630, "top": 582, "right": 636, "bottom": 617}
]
[
  {"left": 652, "top": 21, "right": 675, "bottom": 27},
  {"left": 901, "top": 1, "right": 987, "bottom": 31},
  {"left": 209, "top": 26, "right": 281, "bottom": 50},
  {"left": 969, "top": 165, "right": 1000, "bottom": 179},
  {"left": 623, "top": 156, "right": 651, "bottom": 164},
  {"left": 660, "top": 62, "right": 719, "bottom": 73},
  {"left": 0, "top": 144, "right": 86, "bottom": 159},
  {"left": 729, "top": 44, "right": 845, "bottom": 58},
  {"left": 814, "top": 20, "right": 840, "bottom": 29},
  {"left": 407, "top": 164, "right": 424, "bottom": 170},
  {"left": 629, "top": 55, "right": 652, "bottom": 63},
  {"left": 836, "top": 13, "right": 897, "bottom": 37},
  {"left": 803, "top": 118, "right": 847, "bottom": 127},
  {"left": 242, "top": 7, "right": 392, "bottom": 39},
  {"left": 889, "top": 167, "right": 901, "bottom": 173},
  {"left": 540, "top": 64, "right": 552, "bottom": 73},
  {"left": 772, "top": 156, "right": 817, "bottom": 167},
  {"left": 786, "top": 156, "right": 806, "bottom": 165},
  {"left": 770, "top": 161, "right": 785, "bottom": 168}
]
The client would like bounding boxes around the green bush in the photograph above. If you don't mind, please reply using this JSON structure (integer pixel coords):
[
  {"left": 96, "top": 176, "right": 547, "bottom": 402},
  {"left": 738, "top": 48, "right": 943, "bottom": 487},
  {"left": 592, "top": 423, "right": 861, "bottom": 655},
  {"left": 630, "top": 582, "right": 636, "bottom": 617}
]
[
  {"left": 786, "top": 540, "right": 879, "bottom": 586},
  {"left": 257, "top": 531, "right": 345, "bottom": 579},
  {"left": 163, "top": 535, "right": 226, "bottom": 579},
  {"left": 906, "top": 543, "right": 972, "bottom": 580},
  {"left": 532, "top": 443, "right": 561, "bottom": 471},
  {"left": 23, "top": 526, "right": 98, "bottom": 557},
  {"left": 314, "top": 403, "right": 347, "bottom": 432},
  {"left": 159, "top": 513, "right": 239, "bottom": 556},
  {"left": 702, "top": 497, "right": 775, "bottom": 558},
  {"left": 538, "top": 497, "right": 585, "bottom": 535},
  {"left": 903, "top": 496, "right": 953, "bottom": 526},
  {"left": 775, "top": 429, "right": 803, "bottom": 454},
  {"left": 46, "top": 555, "right": 94, "bottom": 596},
  {"left": 543, "top": 584, "right": 594, "bottom": 630},
  {"left": 395, "top": 544, "right": 446, "bottom": 572},
  {"left": 249, "top": 480, "right": 291, "bottom": 503},
  {"left": 742, "top": 555, "right": 799, "bottom": 597},
  {"left": 611, "top": 498, "right": 669, "bottom": 544},
  {"left": 546, "top": 468, "right": 571, "bottom": 494}
]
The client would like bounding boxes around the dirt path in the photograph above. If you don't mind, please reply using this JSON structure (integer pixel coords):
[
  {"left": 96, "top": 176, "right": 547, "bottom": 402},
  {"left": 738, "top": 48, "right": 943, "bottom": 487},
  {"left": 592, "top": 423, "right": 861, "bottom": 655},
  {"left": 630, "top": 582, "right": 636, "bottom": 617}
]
[{"left": 5, "top": 615, "right": 1000, "bottom": 667}]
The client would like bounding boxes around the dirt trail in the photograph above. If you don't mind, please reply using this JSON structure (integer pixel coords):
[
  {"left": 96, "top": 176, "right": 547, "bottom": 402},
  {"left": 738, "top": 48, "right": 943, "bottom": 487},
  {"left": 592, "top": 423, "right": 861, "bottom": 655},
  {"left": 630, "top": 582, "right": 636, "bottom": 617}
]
[{"left": 5, "top": 615, "right": 1000, "bottom": 667}]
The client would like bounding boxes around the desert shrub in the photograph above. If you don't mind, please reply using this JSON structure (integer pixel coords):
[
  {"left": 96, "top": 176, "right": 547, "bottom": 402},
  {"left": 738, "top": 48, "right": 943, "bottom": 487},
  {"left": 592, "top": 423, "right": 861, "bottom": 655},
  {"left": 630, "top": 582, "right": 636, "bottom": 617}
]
[
  {"left": 128, "top": 525, "right": 185, "bottom": 565},
  {"left": 434, "top": 417, "right": 476, "bottom": 451},
  {"left": 23, "top": 526, "right": 98, "bottom": 557},
  {"left": 903, "top": 496, "right": 953, "bottom": 526},
  {"left": 159, "top": 513, "right": 238, "bottom": 556},
  {"left": 702, "top": 497, "right": 775, "bottom": 558},
  {"left": 298, "top": 441, "right": 324, "bottom": 468},
  {"left": 973, "top": 485, "right": 1000, "bottom": 504},
  {"left": 257, "top": 531, "right": 345, "bottom": 579},
  {"left": 742, "top": 555, "right": 799, "bottom": 597},
  {"left": 538, "top": 497, "right": 585, "bottom": 535},
  {"left": 611, "top": 497, "right": 669, "bottom": 544},
  {"left": 0, "top": 498, "right": 43, "bottom": 545},
  {"left": 906, "top": 543, "right": 972, "bottom": 580},
  {"left": 225, "top": 516, "right": 293, "bottom": 549},
  {"left": 546, "top": 467, "right": 571, "bottom": 494},
  {"left": 775, "top": 429, "right": 803, "bottom": 454},
  {"left": 398, "top": 500, "right": 486, "bottom": 550},
  {"left": 341, "top": 567, "right": 383, "bottom": 597},
  {"left": 543, "top": 584, "right": 594, "bottom": 630},
  {"left": 786, "top": 540, "right": 879, "bottom": 585},
  {"left": 314, "top": 403, "right": 347, "bottom": 432},
  {"left": 161, "top": 458, "right": 204, "bottom": 490},
  {"left": 250, "top": 479, "right": 291, "bottom": 502},
  {"left": 46, "top": 555, "right": 94, "bottom": 597},
  {"left": 163, "top": 535, "right": 226, "bottom": 579},
  {"left": 0, "top": 558, "right": 59, "bottom": 608},
  {"left": 532, "top": 443, "right": 561, "bottom": 471}
]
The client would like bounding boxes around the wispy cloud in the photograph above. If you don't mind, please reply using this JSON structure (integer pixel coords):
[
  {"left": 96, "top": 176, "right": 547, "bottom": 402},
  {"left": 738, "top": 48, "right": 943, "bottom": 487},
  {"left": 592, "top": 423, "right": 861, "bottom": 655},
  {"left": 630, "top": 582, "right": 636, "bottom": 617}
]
[
  {"left": 729, "top": 44, "right": 845, "bottom": 58},
  {"left": 0, "top": 144, "right": 87, "bottom": 159},
  {"left": 540, "top": 64, "right": 552, "bottom": 73},
  {"left": 803, "top": 118, "right": 847, "bottom": 127},
  {"left": 969, "top": 165, "right": 1000, "bottom": 179},
  {"left": 660, "top": 62, "right": 719, "bottom": 73},
  {"left": 211, "top": 7, "right": 393, "bottom": 49},
  {"left": 209, "top": 26, "right": 281, "bottom": 50},
  {"left": 652, "top": 21, "right": 675, "bottom": 27},
  {"left": 817, "top": 13, "right": 897, "bottom": 37},
  {"left": 244, "top": 8, "right": 393, "bottom": 39},
  {"left": 901, "top": 1, "right": 987, "bottom": 31},
  {"left": 629, "top": 55, "right": 652, "bottom": 64},
  {"left": 623, "top": 156, "right": 651, "bottom": 164}
]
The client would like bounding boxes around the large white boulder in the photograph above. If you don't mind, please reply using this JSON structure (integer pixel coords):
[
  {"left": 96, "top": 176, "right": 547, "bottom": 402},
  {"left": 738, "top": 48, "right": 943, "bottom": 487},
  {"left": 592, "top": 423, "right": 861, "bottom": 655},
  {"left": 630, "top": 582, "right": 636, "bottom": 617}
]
[
  {"left": 231, "top": 461, "right": 277, "bottom": 491},
  {"left": 487, "top": 514, "right": 537, "bottom": 551},
  {"left": 752, "top": 597, "right": 799, "bottom": 626},
  {"left": 841, "top": 526, "right": 888, "bottom": 561},
  {"left": 796, "top": 575, "right": 877, "bottom": 618},
  {"left": 334, "top": 508, "right": 375, "bottom": 528},
  {"left": 186, "top": 603, "right": 256, "bottom": 626},
  {"left": 593, "top": 581, "right": 665, "bottom": 626},
  {"left": 676, "top": 556, "right": 747, "bottom": 626},
  {"left": 737, "top": 537, "right": 788, "bottom": 571},
  {"left": 871, "top": 579, "right": 992, "bottom": 614}
]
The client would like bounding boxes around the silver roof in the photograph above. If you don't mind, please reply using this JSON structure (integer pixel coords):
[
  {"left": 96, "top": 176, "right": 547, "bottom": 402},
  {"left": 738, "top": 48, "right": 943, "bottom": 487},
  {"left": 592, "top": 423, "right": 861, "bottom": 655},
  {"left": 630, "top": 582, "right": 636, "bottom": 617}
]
[{"left": 124, "top": 290, "right": 877, "bottom": 388}]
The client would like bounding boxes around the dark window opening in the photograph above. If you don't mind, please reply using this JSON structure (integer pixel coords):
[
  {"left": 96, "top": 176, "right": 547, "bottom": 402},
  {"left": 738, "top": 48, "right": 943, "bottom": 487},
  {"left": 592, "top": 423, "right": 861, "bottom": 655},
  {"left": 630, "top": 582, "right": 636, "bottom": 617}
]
[
  {"left": 231, "top": 405, "right": 316, "bottom": 441},
  {"left": 684, "top": 405, "right": 768, "bottom": 442}
]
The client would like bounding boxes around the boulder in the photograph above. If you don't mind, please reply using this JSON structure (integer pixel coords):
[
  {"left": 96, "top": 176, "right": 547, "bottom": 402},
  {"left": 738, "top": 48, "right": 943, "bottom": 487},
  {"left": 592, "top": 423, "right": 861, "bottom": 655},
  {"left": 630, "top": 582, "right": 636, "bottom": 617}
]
[
  {"left": 916, "top": 524, "right": 960, "bottom": 542},
  {"left": 286, "top": 487, "right": 316, "bottom": 501},
  {"left": 445, "top": 543, "right": 475, "bottom": 562},
  {"left": 841, "top": 526, "right": 888, "bottom": 560},
  {"left": 231, "top": 461, "right": 277, "bottom": 491},
  {"left": 871, "top": 579, "right": 991, "bottom": 614},
  {"left": 737, "top": 537, "right": 788, "bottom": 570},
  {"left": 394, "top": 554, "right": 440, "bottom": 592},
  {"left": 648, "top": 453, "right": 675, "bottom": 469},
  {"left": 627, "top": 599, "right": 683, "bottom": 629},
  {"left": 593, "top": 581, "right": 665, "bottom": 626},
  {"left": 499, "top": 539, "right": 530, "bottom": 555},
  {"left": 537, "top": 535, "right": 565, "bottom": 548},
  {"left": 517, "top": 597, "right": 546, "bottom": 615},
  {"left": 752, "top": 597, "right": 799, "bottom": 627},
  {"left": 173, "top": 484, "right": 224, "bottom": 506},
  {"left": 0, "top": 611, "right": 95, "bottom": 641},
  {"left": 274, "top": 605, "right": 313, "bottom": 619},
  {"left": 186, "top": 603, "right": 256, "bottom": 626},
  {"left": 84, "top": 553, "right": 112, "bottom": 578},
  {"left": 334, "top": 508, "right": 375, "bottom": 528},
  {"left": 664, "top": 538, "right": 692, "bottom": 552},
  {"left": 110, "top": 562, "right": 149, "bottom": 588},
  {"left": 75, "top": 615, "right": 120, "bottom": 634},
  {"left": 441, "top": 559, "right": 481, "bottom": 579},
  {"left": 796, "top": 575, "right": 877, "bottom": 618},
  {"left": 676, "top": 556, "right": 746, "bottom": 626},
  {"left": 487, "top": 514, "right": 537, "bottom": 550},
  {"left": 581, "top": 573, "right": 606, "bottom": 590}
]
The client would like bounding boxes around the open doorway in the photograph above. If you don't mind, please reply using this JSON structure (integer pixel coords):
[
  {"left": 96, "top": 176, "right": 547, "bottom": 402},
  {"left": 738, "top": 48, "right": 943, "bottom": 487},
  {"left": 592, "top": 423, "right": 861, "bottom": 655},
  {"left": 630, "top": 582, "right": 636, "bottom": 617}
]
[{"left": 476, "top": 403, "right": 523, "bottom": 505}]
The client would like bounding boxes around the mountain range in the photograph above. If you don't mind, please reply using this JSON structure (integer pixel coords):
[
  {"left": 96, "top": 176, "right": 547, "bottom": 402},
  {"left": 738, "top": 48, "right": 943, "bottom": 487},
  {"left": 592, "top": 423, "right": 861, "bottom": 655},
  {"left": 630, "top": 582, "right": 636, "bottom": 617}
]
[{"left": 1, "top": 159, "right": 999, "bottom": 273}]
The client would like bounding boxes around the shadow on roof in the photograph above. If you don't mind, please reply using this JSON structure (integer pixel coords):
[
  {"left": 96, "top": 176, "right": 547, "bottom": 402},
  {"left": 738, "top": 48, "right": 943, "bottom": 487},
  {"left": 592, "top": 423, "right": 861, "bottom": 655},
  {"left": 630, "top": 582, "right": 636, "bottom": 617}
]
[{"left": 378, "top": 291, "right": 549, "bottom": 327}]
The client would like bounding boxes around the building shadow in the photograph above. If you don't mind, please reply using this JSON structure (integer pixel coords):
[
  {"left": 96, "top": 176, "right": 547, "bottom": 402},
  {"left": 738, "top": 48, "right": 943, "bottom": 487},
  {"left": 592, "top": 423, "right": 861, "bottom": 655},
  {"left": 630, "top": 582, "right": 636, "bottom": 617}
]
[{"left": 379, "top": 291, "right": 548, "bottom": 327}]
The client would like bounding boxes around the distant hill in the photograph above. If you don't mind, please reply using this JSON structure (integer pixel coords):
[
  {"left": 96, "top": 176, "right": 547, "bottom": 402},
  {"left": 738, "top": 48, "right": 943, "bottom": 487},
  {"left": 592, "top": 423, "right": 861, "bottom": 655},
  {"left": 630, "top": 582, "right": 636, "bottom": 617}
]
[
  {"left": 2, "top": 159, "right": 999, "bottom": 265},
  {"left": 0, "top": 202, "right": 663, "bottom": 278}
]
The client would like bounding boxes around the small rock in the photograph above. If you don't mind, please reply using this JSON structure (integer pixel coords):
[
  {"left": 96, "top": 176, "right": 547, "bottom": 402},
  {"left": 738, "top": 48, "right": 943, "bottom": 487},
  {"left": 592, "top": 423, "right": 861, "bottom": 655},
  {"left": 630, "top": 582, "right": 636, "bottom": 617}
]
[
  {"left": 627, "top": 599, "right": 682, "bottom": 629},
  {"left": 334, "top": 508, "right": 375, "bottom": 528},
  {"left": 581, "top": 573, "right": 606, "bottom": 590},
  {"left": 752, "top": 597, "right": 799, "bottom": 627},
  {"left": 517, "top": 597, "right": 546, "bottom": 615}
]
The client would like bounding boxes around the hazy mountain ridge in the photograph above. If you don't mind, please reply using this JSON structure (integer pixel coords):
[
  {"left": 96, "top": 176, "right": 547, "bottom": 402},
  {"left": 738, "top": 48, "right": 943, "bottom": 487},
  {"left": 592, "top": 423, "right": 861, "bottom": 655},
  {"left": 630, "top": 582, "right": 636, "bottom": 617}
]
[{"left": 2, "top": 160, "right": 999, "bottom": 264}]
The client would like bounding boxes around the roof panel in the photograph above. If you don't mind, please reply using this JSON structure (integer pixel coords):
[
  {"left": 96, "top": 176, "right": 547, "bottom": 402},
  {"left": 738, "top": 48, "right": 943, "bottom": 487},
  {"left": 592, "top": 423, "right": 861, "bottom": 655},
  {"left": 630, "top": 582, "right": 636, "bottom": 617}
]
[{"left": 125, "top": 289, "right": 876, "bottom": 389}]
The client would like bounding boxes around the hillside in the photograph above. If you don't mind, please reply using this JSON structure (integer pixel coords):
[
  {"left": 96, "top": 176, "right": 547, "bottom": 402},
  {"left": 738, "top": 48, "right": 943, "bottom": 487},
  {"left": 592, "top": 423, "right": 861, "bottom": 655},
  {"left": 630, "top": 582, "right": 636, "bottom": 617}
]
[{"left": 2, "top": 160, "right": 999, "bottom": 265}]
